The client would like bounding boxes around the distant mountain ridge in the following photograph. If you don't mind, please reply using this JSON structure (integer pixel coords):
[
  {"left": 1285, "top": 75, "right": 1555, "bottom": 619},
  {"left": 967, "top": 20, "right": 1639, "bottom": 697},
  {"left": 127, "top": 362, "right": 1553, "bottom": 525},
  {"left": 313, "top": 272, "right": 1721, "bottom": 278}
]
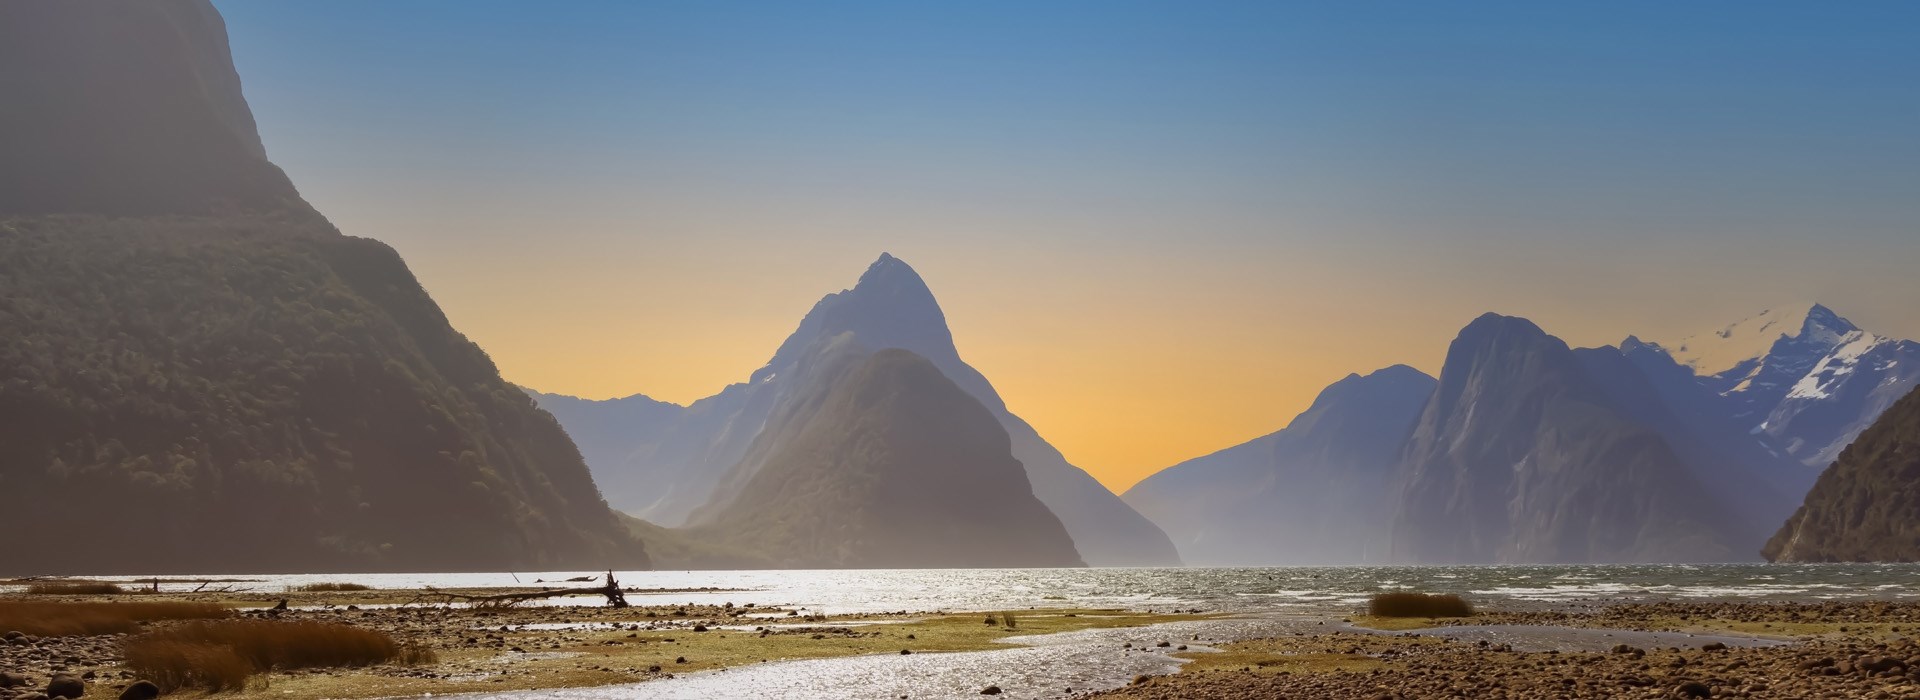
[
  {"left": 1389, "top": 314, "right": 1746, "bottom": 563},
  {"left": 1649, "top": 303, "right": 1920, "bottom": 469},
  {"left": 1129, "top": 311, "right": 1825, "bottom": 566},
  {"left": 535, "top": 254, "right": 1181, "bottom": 566},
  {"left": 1123, "top": 365, "right": 1435, "bottom": 565}
]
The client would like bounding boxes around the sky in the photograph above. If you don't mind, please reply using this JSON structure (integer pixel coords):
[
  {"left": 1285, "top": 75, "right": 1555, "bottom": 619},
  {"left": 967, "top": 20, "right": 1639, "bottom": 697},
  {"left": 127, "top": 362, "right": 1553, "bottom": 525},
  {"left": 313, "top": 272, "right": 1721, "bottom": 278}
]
[{"left": 216, "top": 1, "right": 1920, "bottom": 492}]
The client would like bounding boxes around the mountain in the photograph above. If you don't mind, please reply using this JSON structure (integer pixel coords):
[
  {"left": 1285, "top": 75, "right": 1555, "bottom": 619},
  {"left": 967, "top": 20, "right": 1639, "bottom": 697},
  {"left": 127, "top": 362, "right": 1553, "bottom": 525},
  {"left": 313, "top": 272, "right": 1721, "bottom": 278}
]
[
  {"left": 536, "top": 254, "right": 1182, "bottom": 566},
  {"left": 0, "top": 0, "right": 647, "bottom": 574},
  {"left": 685, "top": 344, "right": 1084, "bottom": 568},
  {"left": 1389, "top": 314, "right": 1744, "bottom": 563},
  {"left": 1766, "top": 385, "right": 1920, "bottom": 562},
  {"left": 521, "top": 389, "right": 686, "bottom": 517},
  {"left": 1660, "top": 304, "right": 1920, "bottom": 468},
  {"left": 1123, "top": 366, "right": 1434, "bottom": 565},
  {"left": 0, "top": 0, "right": 309, "bottom": 218},
  {"left": 1578, "top": 340, "right": 1813, "bottom": 539}
]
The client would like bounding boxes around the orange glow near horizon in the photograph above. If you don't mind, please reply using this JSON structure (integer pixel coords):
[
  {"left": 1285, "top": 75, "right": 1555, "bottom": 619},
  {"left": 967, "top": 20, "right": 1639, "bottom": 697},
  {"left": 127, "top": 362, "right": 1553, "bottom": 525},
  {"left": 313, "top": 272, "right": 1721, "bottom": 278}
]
[{"left": 392, "top": 228, "right": 1920, "bottom": 495}]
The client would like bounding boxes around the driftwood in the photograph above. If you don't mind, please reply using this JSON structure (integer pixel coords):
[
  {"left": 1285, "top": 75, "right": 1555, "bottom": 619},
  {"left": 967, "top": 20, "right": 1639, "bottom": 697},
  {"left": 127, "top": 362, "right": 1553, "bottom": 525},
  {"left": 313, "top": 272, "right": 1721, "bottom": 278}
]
[{"left": 414, "top": 572, "right": 629, "bottom": 609}]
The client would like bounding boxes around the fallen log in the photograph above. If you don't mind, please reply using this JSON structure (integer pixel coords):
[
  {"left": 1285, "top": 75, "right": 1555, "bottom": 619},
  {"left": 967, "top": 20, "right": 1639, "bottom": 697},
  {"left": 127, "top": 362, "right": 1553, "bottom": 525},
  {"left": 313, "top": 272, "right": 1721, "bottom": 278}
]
[{"left": 415, "top": 572, "right": 630, "bottom": 608}]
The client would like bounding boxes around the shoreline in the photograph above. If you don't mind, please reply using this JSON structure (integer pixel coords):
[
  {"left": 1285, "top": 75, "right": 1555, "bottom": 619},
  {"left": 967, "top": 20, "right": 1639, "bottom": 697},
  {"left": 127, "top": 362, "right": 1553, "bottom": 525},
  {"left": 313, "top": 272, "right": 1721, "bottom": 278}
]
[{"left": 10, "top": 588, "right": 1920, "bottom": 699}]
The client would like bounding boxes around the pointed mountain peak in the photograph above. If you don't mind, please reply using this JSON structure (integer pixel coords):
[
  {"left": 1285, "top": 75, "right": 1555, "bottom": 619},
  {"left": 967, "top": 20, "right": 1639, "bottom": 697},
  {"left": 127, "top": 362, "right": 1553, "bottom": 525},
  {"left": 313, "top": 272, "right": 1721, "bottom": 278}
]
[
  {"left": 753, "top": 254, "right": 958, "bottom": 385},
  {"left": 852, "top": 252, "right": 934, "bottom": 296},
  {"left": 1800, "top": 303, "right": 1860, "bottom": 340},
  {"left": 1664, "top": 303, "right": 1863, "bottom": 376}
]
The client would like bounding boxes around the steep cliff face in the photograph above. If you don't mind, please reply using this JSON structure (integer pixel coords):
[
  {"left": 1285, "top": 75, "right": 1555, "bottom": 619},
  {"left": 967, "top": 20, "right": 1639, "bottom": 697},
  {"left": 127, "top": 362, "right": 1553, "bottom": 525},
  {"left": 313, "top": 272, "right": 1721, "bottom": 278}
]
[
  {"left": 1766, "top": 386, "right": 1920, "bottom": 562},
  {"left": 1389, "top": 314, "right": 1742, "bottom": 564},
  {"left": 0, "top": 0, "right": 308, "bottom": 218},
  {"left": 0, "top": 1, "right": 646, "bottom": 574},
  {"left": 690, "top": 346, "right": 1084, "bottom": 569},
  {"left": 1124, "top": 366, "right": 1434, "bottom": 565}
]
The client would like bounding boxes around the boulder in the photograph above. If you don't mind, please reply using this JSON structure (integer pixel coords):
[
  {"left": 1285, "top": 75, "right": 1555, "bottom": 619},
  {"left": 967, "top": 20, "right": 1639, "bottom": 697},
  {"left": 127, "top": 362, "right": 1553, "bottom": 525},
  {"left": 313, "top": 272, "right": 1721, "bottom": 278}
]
[{"left": 44, "top": 675, "right": 83, "bottom": 700}]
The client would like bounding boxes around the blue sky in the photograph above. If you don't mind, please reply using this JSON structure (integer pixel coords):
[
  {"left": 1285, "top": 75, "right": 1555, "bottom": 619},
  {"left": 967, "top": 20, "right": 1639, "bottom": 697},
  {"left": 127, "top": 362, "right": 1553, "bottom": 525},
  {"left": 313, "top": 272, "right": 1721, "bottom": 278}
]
[{"left": 214, "top": 1, "right": 1920, "bottom": 486}]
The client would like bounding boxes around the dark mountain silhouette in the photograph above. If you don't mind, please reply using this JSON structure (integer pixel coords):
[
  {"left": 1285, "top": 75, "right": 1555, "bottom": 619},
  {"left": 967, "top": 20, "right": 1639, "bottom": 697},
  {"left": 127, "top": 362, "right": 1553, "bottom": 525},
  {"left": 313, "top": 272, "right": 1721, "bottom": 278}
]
[
  {"left": 1389, "top": 314, "right": 1744, "bottom": 563},
  {"left": 0, "top": 0, "right": 310, "bottom": 218},
  {"left": 1766, "top": 385, "right": 1920, "bottom": 562},
  {"left": 1123, "top": 366, "right": 1434, "bottom": 565},
  {"left": 0, "top": 0, "right": 646, "bottom": 574},
  {"left": 682, "top": 343, "right": 1084, "bottom": 568},
  {"left": 537, "top": 254, "right": 1180, "bottom": 566}
]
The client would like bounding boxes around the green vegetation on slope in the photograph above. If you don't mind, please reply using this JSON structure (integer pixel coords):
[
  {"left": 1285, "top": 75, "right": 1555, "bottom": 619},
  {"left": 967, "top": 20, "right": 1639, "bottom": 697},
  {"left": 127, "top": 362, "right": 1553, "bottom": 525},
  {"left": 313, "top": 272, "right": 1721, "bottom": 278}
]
[
  {"left": 688, "top": 345, "right": 1085, "bottom": 568},
  {"left": 1766, "top": 385, "right": 1920, "bottom": 562},
  {"left": 0, "top": 216, "right": 647, "bottom": 574}
]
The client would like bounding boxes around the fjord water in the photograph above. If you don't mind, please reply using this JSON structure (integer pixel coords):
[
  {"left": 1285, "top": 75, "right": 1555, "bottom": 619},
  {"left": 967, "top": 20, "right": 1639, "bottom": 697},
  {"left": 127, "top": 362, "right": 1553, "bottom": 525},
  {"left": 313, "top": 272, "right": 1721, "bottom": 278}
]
[{"left": 34, "top": 564, "right": 1920, "bottom": 613}]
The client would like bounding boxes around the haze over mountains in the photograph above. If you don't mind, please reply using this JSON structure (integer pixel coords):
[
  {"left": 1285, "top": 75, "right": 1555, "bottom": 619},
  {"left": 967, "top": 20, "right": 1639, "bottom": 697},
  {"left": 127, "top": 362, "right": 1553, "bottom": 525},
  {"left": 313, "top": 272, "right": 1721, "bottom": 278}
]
[
  {"left": 535, "top": 254, "right": 1180, "bottom": 567},
  {"left": 683, "top": 343, "right": 1084, "bottom": 568},
  {"left": 1659, "top": 304, "right": 1920, "bottom": 470},
  {"left": 0, "top": 0, "right": 646, "bottom": 574},
  {"left": 1124, "top": 366, "right": 1434, "bottom": 566},
  {"left": 1129, "top": 306, "right": 1908, "bottom": 566}
]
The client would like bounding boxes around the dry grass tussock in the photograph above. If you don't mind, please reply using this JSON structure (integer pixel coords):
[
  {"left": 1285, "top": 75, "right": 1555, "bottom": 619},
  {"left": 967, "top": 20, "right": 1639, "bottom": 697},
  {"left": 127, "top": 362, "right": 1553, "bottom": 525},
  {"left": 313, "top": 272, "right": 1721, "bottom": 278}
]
[
  {"left": 0, "top": 601, "right": 231, "bottom": 636},
  {"left": 125, "top": 620, "right": 434, "bottom": 693},
  {"left": 1368, "top": 591, "right": 1475, "bottom": 618}
]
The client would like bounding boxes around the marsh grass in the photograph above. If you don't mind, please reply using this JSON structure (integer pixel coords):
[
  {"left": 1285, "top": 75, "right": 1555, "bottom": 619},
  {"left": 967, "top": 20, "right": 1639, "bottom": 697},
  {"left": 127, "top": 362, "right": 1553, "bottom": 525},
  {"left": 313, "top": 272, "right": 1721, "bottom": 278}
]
[
  {"left": 0, "top": 601, "right": 231, "bottom": 636},
  {"left": 1368, "top": 592, "right": 1475, "bottom": 618},
  {"left": 26, "top": 581, "right": 126, "bottom": 595},
  {"left": 291, "top": 583, "right": 372, "bottom": 592},
  {"left": 126, "top": 620, "right": 414, "bottom": 692}
]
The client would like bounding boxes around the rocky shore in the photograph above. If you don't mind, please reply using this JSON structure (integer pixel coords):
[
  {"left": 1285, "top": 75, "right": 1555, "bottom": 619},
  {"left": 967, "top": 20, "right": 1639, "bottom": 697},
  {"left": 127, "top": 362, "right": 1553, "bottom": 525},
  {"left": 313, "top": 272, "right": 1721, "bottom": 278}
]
[
  {"left": 1089, "top": 601, "right": 1920, "bottom": 700},
  {"left": 0, "top": 587, "right": 1195, "bottom": 700}
]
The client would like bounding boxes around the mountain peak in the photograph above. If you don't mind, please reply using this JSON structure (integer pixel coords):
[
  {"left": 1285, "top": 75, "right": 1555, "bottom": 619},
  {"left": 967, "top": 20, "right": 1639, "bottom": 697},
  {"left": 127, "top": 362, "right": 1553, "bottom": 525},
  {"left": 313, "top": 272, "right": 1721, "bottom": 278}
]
[
  {"left": 1664, "top": 303, "right": 1861, "bottom": 376},
  {"left": 853, "top": 252, "right": 933, "bottom": 295},
  {"left": 752, "top": 253, "right": 956, "bottom": 386},
  {"left": 1457, "top": 313, "right": 1551, "bottom": 344},
  {"left": 0, "top": 0, "right": 310, "bottom": 217}
]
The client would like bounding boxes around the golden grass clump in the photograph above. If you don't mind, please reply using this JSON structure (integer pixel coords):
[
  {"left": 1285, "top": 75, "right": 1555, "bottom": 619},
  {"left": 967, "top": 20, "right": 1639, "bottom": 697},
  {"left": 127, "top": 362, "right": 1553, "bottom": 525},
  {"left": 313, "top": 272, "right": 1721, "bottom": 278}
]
[
  {"left": 125, "top": 641, "right": 254, "bottom": 693},
  {"left": 25, "top": 581, "right": 125, "bottom": 595},
  {"left": 291, "top": 582, "right": 372, "bottom": 592},
  {"left": 1367, "top": 591, "right": 1475, "bottom": 618},
  {"left": 125, "top": 620, "right": 414, "bottom": 692},
  {"left": 0, "top": 601, "right": 232, "bottom": 637}
]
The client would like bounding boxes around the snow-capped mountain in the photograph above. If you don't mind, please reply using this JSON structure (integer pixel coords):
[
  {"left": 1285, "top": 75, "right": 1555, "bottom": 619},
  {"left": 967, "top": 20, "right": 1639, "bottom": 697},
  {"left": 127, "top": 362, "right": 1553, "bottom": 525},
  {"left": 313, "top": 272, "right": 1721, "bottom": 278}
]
[{"left": 1651, "top": 304, "right": 1920, "bottom": 468}]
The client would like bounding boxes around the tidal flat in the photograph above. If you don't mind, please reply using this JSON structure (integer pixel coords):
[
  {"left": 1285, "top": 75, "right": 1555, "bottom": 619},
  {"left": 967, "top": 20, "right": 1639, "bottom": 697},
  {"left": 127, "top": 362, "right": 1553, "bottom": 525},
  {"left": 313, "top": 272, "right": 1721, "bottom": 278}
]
[{"left": 0, "top": 585, "right": 1206, "bottom": 700}]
